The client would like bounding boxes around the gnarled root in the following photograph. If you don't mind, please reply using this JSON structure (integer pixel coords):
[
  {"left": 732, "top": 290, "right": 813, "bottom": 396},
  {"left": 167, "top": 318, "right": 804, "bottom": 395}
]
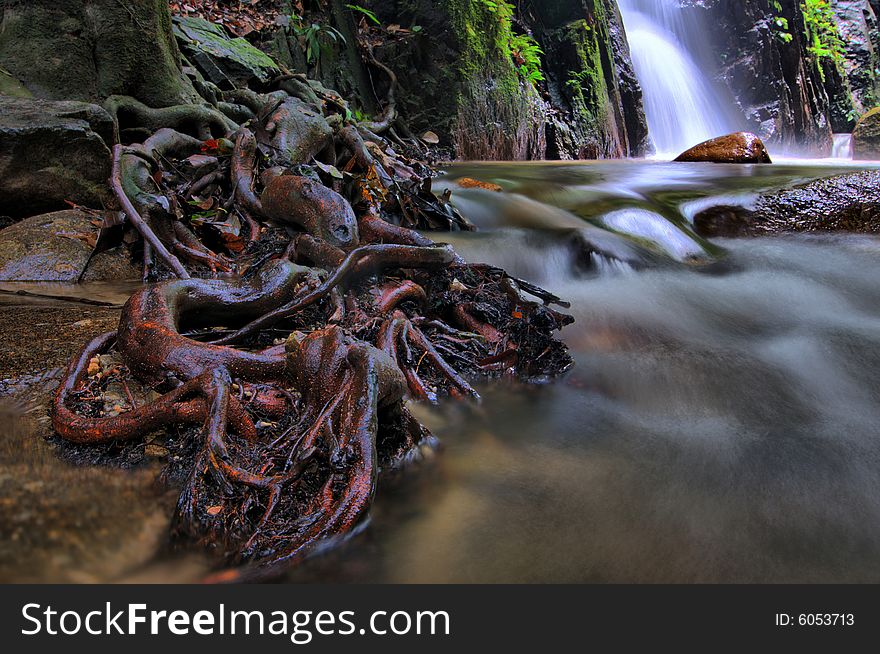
[
  {"left": 112, "top": 144, "right": 191, "bottom": 279},
  {"left": 261, "top": 175, "right": 360, "bottom": 248},
  {"left": 188, "top": 326, "right": 420, "bottom": 582},
  {"left": 212, "top": 244, "right": 456, "bottom": 346},
  {"left": 52, "top": 333, "right": 255, "bottom": 445},
  {"left": 377, "top": 311, "right": 479, "bottom": 402},
  {"left": 105, "top": 95, "right": 238, "bottom": 141}
]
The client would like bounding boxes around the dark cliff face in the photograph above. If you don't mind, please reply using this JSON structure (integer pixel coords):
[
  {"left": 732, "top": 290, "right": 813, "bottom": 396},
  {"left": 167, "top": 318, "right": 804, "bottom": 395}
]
[
  {"left": 522, "top": 0, "right": 650, "bottom": 158},
  {"left": 696, "top": 0, "right": 833, "bottom": 155},
  {"left": 365, "top": 0, "right": 649, "bottom": 160},
  {"left": 831, "top": 0, "right": 880, "bottom": 124}
]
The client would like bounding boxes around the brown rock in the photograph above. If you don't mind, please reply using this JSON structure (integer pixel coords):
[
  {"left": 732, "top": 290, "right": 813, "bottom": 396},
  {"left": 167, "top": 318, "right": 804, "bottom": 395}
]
[
  {"left": 674, "top": 132, "right": 772, "bottom": 164},
  {"left": 0, "top": 210, "right": 101, "bottom": 282},
  {"left": 852, "top": 107, "right": 880, "bottom": 160},
  {"left": 457, "top": 177, "right": 503, "bottom": 192}
]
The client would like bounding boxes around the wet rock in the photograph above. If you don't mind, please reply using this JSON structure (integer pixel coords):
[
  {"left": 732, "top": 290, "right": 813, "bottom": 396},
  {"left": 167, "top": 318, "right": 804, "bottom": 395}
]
[
  {"left": 457, "top": 178, "right": 504, "bottom": 192},
  {"left": 831, "top": 1, "right": 880, "bottom": 122},
  {"left": 0, "top": 97, "right": 113, "bottom": 217},
  {"left": 80, "top": 247, "right": 141, "bottom": 283},
  {"left": 369, "top": 0, "right": 649, "bottom": 160},
  {"left": 698, "top": 1, "right": 833, "bottom": 154},
  {"left": 674, "top": 132, "right": 772, "bottom": 164},
  {"left": 852, "top": 107, "right": 880, "bottom": 159},
  {"left": 0, "top": 210, "right": 99, "bottom": 282},
  {"left": 265, "top": 97, "right": 334, "bottom": 165},
  {"left": 173, "top": 16, "right": 280, "bottom": 89},
  {"left": 693, "top": 170, "right": 880, "bottom": 236}
]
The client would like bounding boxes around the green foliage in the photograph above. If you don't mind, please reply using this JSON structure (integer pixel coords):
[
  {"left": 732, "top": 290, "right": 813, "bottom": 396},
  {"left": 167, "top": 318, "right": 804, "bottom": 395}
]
[
  {"left": 289, "top": 14, "right": 346, "bottom": 67},
  {"left": 770, "top": 2, "right": 793, "bottom": 42},
  {"left": 477, "top": 0, "right": 544, "bottom": 87},
  {"left": 345, "top": 4, "right": 381, "bottom": 25},
  {"left": 801, "top": 0, "right": 846, "bottom": 81},
  {"left": 479, "top": 0, "right": 515, "bottom": 23},
  {"left": 510, "top": 33, "right": 544, "bottom": 84}
]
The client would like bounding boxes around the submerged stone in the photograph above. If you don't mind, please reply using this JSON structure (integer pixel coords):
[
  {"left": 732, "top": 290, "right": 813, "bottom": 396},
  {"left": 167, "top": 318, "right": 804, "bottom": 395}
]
[
  {"left": 692, "top": 170, "right": 880, "bottom": 236},
  {"left": 674, "top": 132, "right": 772, "bottom": 164}
]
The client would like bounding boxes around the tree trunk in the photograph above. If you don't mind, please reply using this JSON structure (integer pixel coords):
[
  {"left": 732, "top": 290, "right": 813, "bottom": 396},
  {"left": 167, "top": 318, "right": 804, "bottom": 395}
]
[{"left": 0, "top": 0, "right": 198, "bottom": 107}]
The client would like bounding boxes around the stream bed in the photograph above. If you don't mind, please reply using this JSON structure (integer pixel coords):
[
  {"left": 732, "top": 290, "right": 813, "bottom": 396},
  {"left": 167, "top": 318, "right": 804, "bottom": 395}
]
[{"left": 3, "top": 160, "right": 880, "bottom": 582}]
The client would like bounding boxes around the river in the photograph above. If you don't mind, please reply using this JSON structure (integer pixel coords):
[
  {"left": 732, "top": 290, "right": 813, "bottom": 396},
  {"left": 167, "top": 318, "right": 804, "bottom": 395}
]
[{"left": 3, "top": 159, "right": 880, "bottom": 583}]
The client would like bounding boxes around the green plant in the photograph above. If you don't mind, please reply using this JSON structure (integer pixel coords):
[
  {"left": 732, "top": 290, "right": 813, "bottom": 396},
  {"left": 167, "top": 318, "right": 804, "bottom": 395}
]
[
  {"left": 510, "top": 33, "right": 544, "bottom": 84},
  {"left": 801, "top": 0, "right": 846, "bottom": 81},
  {"left": 478, "top": 0, "right": 544, "bottom": 87},
  {"left": 772, "top": 16, "right": 793, "bottom": 43},
  {"left": 289, "top": 14, "right": 346, "bottom": 67},
  {"left": 345, "top": 4, "right": 380, "bottom": 25},
  {"left": 480, "top": 0, "right": 515, "bottom": 22}
]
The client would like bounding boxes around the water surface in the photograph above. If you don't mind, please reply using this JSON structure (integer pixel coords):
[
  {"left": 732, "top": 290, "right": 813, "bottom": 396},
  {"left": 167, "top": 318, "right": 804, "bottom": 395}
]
[
  {"left": 4, "top": 160, "right": 880, "bottom": 583},
  {"left": 288, "top": 160, "right": 880, "bottom": 583}
]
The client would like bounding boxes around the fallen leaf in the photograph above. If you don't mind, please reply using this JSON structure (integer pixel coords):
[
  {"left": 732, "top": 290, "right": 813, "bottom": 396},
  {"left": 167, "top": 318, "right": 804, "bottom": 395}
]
[
  {"left": 457, "top": 177, "right": 503, "bottom": 192},
  {"left": 206, "top": 506, "right": 223, "bottom": 516}
]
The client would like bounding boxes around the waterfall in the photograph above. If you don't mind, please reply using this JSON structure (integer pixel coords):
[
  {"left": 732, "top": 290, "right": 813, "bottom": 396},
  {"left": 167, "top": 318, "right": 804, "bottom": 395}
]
[
  {"left": 618, "top": 0, "right": 735, "bottom": 156},
  {"left": 832, "top": 134, "right": 853, "bottom": 160}
]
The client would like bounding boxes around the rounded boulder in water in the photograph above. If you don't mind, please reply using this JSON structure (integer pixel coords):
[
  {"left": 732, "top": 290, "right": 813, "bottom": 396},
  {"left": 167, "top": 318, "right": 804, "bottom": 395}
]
[
  {"left": 260, "top": 175, "right": 360, "bottom": 248},
  {"left": 674, "top": 132, "right": 772, "bottom": 164}
]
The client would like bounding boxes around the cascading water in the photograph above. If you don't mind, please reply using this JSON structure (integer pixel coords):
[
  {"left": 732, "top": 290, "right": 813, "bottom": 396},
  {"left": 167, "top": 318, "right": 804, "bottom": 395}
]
[
  {"left": 832, "top": 134, "right": 853, "bottom": 160},
  {"left": 618, "top": 0, "right": 736, "bottom": 156}
]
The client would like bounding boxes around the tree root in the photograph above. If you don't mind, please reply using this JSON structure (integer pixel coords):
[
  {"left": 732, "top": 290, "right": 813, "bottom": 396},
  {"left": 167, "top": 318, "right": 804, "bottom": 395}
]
[
  {"left": 211, "top": 244, "right": 455, "bottom": 346},
  {"left": 111, "top": 145, "right": 191, "bottom": 279},
  {"left": 52, "top": 68, "right": 575, "bottom": 580},
  {"left": 261, "top": 175, "right": 360, "bottom": 248},
  {"left": 105, "top": 95, "right": 238, "bottom": 141}
]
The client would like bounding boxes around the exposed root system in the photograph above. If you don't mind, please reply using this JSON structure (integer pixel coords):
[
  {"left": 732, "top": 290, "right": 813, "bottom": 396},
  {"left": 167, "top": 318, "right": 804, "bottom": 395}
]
[{"left": 52, "top": 72, "right": 574, "bottom": 581}]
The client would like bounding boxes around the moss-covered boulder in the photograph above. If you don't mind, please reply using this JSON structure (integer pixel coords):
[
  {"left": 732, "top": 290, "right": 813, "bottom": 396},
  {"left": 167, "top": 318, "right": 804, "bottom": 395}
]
[
  {"left": 0, "top": 69, "right": 32, "bottom": 99},
  {"left": 852, "top": 107, "right": 880, "bottom": 159},
  {"left": 172, "top": 16, "right": 281, "bottom": 89},
  {"left": 0, "top": 0, "right": 198, "bottom": 107},
  {"left": 0, "top": 97, "right": 113, "bottom": 217}
]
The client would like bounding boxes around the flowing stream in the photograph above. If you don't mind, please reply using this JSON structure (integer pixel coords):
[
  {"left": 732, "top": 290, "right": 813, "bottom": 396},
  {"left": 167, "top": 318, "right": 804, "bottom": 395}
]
[
  {"left": 285, "top": 159, "right": 880, "bottom": 583},
  {"left": 3, "top": 160, "right": 880, "bottom": 582}
]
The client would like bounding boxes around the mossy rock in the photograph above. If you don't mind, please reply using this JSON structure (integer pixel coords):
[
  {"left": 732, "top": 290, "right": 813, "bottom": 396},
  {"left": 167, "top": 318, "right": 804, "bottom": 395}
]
[
  {"left": 0, "top": 97, "right": 113, "bottom": 217},
  {"left": 173, "top": 17, "right": 281, "bottom": 89},
  {"left": 0, "top": 0, "right": 198, "bottom": 107},
  {"left": 0, "top": 68, "right": 32, "bottom": 98},
  {"left": 852, "top": 107, "right": 880, "bottom": 160}
]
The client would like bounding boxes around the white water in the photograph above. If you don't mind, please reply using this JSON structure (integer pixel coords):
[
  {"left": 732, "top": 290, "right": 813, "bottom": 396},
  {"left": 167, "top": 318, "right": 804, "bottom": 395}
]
[
  {"left": 833, "top": 133, "right": 854, "bottom": 160},
  {"left": 619, "top": 0, "right": 736, "bottom": 156}
]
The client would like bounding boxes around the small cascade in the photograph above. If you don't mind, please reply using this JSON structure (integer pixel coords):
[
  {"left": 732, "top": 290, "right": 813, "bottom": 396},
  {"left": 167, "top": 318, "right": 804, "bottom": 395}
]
[
  {"left": 832, "top": 134, "right": 853, "bottom": 160},
  {"left": 618, "top": 0, "right": 737, "bottom": 156}
]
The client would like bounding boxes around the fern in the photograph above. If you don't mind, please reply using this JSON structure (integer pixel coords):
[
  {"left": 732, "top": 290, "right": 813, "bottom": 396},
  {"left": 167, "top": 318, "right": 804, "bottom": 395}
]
[
  {"left": 479, "top": 0, "right": 544, "bottom": 87},
  {"left": 800, "top": 0, "right": 846, "bottom": 81}
]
